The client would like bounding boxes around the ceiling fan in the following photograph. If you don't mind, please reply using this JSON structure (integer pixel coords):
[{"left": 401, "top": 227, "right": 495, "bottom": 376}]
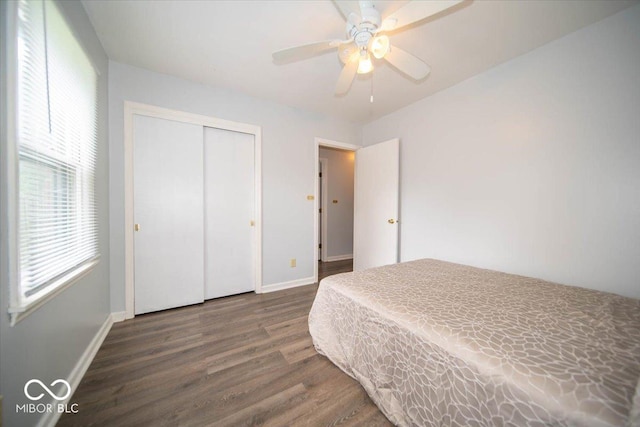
[{"left": 272, "top": 0, "right": 463, "bottom": 95}]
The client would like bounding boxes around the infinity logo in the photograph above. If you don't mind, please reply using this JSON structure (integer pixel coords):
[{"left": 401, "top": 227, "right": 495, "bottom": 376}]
[{"left": 24, "top": 379, "right": 71, "bottom": 401}]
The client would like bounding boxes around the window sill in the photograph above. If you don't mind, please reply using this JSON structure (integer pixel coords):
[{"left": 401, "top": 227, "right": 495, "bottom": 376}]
[{"left": 8, "top": 258, "right": 99, "bottom": 326}]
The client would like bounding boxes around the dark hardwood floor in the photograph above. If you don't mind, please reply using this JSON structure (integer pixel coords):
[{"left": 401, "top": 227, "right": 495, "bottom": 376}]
[
  {"left": 318, "top": 258, "right": 352, "bottom": 282},
  {"left": 59, "top": 259, "right": 390, "bottom": 426}
]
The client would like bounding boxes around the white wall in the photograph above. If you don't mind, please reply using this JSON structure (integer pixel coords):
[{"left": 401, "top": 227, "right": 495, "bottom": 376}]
[
  {"left": 109, "top": 62, "right": 360, "bottom": 310},
  {"left": 362, "top": 4, "right": 640, "bottom": 299},
  {"left": 0, "top": 1, "right": 111, "bottom": 425},
  {"left": 319, "top": 147, "right": 355, "bottom": 260}
]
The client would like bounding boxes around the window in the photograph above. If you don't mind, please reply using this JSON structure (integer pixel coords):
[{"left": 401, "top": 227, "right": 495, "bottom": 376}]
[{"left": 10, "top": 0, "right": 98, "bottom": 321}]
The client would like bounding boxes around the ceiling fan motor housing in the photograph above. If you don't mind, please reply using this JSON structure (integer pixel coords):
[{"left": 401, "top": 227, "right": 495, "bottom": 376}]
[{"left": 347, "top": 1, "right": 381, "bottom": 50}]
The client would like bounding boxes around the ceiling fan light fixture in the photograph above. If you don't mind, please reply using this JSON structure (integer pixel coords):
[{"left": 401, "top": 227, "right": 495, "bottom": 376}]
[
  {"left": 338, "top": 43, "right": 358, "bottom": 64},
  {"left": 371, "top": 35, "right": 390, "bottom": 59},
  {"left": 357, "top": 53, "right": 373, "bottom": 74}
]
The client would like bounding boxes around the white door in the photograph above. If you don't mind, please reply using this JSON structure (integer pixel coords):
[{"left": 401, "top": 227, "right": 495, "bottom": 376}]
[
  {"left": 133, "top": 115, "right": 205, "bottom": 314},
  {"left": 353, "top": 138, "right": 400, "bottom": 271},
  {"left": 204, "top": 127, "right": 255, "bottom": 299}
]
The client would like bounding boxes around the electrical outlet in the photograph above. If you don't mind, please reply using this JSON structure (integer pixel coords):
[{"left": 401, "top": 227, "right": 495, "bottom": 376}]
[{"left": 290, "top": 258, "right": 296, "bottom": 268}]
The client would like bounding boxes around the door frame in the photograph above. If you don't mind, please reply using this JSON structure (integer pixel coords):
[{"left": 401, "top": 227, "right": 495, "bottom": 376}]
[
  {"left": 124, "top": 101, "right": 263, "bottom": 320},
  {"left": 313, "top": 138, "right": 361, "bottom": 284},
  {"left": 318, "top": 157, "right": 328, "bottom": 262}
]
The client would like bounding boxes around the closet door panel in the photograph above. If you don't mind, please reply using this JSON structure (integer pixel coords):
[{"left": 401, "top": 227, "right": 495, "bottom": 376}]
[
  {"left": 133, "top": 115, "right": 205, "bottom": 314},
  {"left": 204, "top": 127, "right": 255, "bottom": 299}
]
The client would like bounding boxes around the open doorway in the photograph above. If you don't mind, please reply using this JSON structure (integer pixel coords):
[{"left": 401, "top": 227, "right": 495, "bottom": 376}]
[
  {"left": 318, "top": 147, "right": 354, "bottom": 262},
  {"left": 314, "top": 138, "right": 361, "bottom": 283}
]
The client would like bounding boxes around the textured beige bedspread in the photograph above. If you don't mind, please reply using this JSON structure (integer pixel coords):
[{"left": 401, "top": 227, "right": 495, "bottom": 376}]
[{"left": 308, "top": 259, "right": 640, "bottom": 426}]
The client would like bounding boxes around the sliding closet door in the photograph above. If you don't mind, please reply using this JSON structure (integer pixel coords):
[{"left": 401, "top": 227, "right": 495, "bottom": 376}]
[
  {"left": 204, "top": 127, "right": 255, "bottom": 299},
  {"left": 133, "top": 115, "right": 205, "bottom": 314}
]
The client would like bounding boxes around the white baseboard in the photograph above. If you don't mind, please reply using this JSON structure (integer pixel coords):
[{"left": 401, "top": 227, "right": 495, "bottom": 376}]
[
  {"left": 325, "top": 254, "right": 353, "bottom": 262},
  {"left": 38, "top": 313, "right": 114, "bottom": 427},
  {"left": 261, "top": 276, "right": 315, "bottom": 293},
  {"left": 111, "top": 311, "right": 126, "bottom": 323}
]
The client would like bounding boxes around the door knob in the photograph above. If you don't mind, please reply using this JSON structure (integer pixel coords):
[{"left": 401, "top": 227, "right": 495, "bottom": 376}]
[{"left": 388, "top": 219, "right": 396, "bottom": 224}]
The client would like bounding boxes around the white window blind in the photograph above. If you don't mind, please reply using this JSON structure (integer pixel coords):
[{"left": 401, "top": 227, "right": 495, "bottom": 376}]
[{"left": 16, "top": 0, "right": 98, "bottom": 303}]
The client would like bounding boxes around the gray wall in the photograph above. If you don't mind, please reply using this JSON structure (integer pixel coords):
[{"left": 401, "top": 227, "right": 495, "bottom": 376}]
[
  {"left": 108, "top": 62, "right": 361, "bottom": 312},
  {"left": 362, "top": 4, "right": 640, "bottom": 298},
  {"left": 0, "top": 1, "right": 110, "bottom": 425},
  {"left": 319, "top": 147, "right": 355, "bottom": 260}
]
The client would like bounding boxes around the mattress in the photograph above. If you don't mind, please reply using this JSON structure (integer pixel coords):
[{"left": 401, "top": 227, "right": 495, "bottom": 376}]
[{"left": 308, "top": 259, "right": 640, "bottom": 426}]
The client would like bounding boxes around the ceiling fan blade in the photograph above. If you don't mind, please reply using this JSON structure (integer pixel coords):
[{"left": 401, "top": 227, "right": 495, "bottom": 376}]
[
  {"left": 335, "top": 58, "right": 358, "bottom": 95},
  {"left": 383, "top": 45, "right": 431, "bottom": 80},
  {"left": 333, "top": 1, "right": 361, "bottom": 21},
  {"left": 380, "top": 0, "right": 463, "bottom": 32},
  {"left": 272, "top": 40, "right": 345, "bottom": 64},
  {"left": 348, "top": 11, "right": 361, "bottom": 27}
]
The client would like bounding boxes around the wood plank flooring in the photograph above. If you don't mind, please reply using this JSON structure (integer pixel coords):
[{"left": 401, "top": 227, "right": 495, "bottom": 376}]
[
  {"left": 59, "top": 260, "right": 391, "bottom": 426},
  {"left": 317, "top": 259, "right": 352, "bottom": 282}
]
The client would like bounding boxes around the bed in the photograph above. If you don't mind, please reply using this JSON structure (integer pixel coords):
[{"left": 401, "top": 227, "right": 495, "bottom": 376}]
[{"left": 308, "top": 259, "right": 640, "bottom": 426}]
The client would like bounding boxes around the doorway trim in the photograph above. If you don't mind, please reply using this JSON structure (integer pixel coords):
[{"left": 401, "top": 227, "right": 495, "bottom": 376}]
[
  {"left": 313, "top": 137, "right": 361, "bottom": 284},
  {"left": 318, "top": 157, "right": 328, "bottom": 262},
  {"left": 124, "top": 101, "right": 263, "bottom": 320}
]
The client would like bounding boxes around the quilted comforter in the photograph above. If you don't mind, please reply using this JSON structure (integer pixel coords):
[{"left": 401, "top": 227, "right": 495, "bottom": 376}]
[{"left": 308, "top": 259, "right": 640, "bottom": 426}]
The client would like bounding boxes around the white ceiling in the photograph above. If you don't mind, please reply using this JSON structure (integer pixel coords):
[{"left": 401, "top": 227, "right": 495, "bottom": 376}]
[{"left": 82, "top": 0, "right": 637, "bottom": 124}]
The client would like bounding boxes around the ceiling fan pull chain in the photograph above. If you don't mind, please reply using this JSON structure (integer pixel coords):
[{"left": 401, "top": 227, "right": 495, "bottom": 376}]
[{"left": 370, "top": 74, "right": 374, "bottom": 103}]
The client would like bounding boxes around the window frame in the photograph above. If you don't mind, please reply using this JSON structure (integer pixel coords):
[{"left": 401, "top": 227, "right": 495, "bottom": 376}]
[{"left": 5, "top": 0, "right": 100, "bottom": 326}]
